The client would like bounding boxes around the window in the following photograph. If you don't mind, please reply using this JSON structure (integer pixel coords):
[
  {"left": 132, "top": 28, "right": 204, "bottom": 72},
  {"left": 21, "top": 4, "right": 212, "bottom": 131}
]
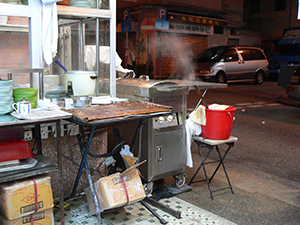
[
  {"left": 239, "top": 49, "right": 265, "bottom": 61},
  {"left": 227, "top": 38, "right": 239, "bottom": 46},
  {"left": 252, "top": 49, "right": 266, "bottom": 60},
  {"left": 214, "top": 26, "right": 223, "bottom": 34},
  {"left": 248, "top": 0, "right": 260, "bottom": 14},
  {"left": 274, "top": 0, "right": 286, "bottom": 11},
  {"left": 225, "top": 49, "right": 239, "bottom": 62},
  {"left": 239, "top": 49, "right": 253, "bottom": 60}
]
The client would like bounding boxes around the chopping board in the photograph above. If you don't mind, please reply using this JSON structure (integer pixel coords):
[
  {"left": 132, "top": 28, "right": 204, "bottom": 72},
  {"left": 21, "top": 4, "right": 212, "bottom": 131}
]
[{"left": 65, "top": 100, "right": 173, "bottom": 122}]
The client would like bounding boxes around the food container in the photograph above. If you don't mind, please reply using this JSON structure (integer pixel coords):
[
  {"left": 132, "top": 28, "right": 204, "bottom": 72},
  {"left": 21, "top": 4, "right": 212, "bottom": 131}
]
[
  {"left": 0, "top": 138, "right": 34, "bottom": 162},
  {"left": 64, "top": 71, "right": 97, "bottom": 96},
  {"left": 50, "top": 98, "right": 65, "bottom": 108},
  {"left": 44, "top": 75, "right": 60, "bottom": 86},
  {"left": 13, "top": 88, "right": 38, "bottom": 108},
  {"left": 72, "top": 96, "right": 92, "bottom": 108}
]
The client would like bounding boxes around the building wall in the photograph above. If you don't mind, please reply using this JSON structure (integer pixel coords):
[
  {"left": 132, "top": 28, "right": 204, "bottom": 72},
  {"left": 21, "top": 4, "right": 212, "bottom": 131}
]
[
  {"left": 117, "top": 0, "right": 223, "bottom": 11},
  {"left": 162, "top": 0, "right": 223, "bottom": 11},
  {"left": 154, "top": 33, "right": 207, "bottom": 79},
  {"left": 246, "top": 0, "right": 300, "bottom": 42}
]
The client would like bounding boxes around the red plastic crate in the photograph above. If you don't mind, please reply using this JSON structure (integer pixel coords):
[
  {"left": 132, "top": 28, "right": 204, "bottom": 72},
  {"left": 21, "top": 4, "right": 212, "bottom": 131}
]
[{"left": 0, "top": 138, "right": 34, "bottom": 162}]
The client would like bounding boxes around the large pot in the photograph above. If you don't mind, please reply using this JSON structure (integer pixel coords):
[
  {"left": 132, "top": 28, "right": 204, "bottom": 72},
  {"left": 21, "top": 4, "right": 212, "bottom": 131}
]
[{"left": 64, "top": 71, "right": 97, "bottom": 96}]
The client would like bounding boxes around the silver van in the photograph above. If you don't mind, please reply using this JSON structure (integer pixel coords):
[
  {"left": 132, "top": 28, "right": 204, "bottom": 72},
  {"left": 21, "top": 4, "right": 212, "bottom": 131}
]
[{"left": 189, "top": 46, "right": 269, "bottom": 84}]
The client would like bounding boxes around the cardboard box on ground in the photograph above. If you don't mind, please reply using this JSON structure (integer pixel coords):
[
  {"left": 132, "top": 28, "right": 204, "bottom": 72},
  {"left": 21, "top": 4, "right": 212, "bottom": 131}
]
[
  {"left": 0, "top": 175, "right": 53, "bottom": 220},
  {"left": 85, "top": 159, "right": 146, "bottom": 214}
]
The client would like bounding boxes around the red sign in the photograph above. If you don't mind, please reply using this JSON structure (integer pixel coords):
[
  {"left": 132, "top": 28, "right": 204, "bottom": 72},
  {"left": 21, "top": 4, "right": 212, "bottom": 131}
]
[{"left": 141, "top": 19, "right": 155, "bottom": 36}]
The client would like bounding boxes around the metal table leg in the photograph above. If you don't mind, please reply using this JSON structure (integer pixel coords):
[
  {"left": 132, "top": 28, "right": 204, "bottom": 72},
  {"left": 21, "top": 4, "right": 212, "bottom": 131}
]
[
  {"left": 55, "top": 120, "right": 65, "bottom": 225},
  {"left": 212, "top": 145, "right": 234, "bottom": 194},
  {"left": 141, "top": 200, "right": 167, "bottom": 224},
  {"left": 68, "top": 126, "right": 103, "bottom": 224},
  {"left": 188, "top": 144, "right": 213, "bottom": 185},
  {"left": 188, "top": 139, "right": 235, "bottom": 200}
]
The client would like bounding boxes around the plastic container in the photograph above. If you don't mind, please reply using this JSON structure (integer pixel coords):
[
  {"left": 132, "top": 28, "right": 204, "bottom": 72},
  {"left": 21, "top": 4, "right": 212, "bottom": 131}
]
[
  {"left": 0, "top": 138, "right": 34, "bottom": 162},
  {"left": 13, "top": 88, "right": 38, "bottom": 108},
  {"left": 64, "top": 71, "right": 97, "bottom": 96},
  {"left": 201, "top": 106, "right": 236, "bottom": 140}
]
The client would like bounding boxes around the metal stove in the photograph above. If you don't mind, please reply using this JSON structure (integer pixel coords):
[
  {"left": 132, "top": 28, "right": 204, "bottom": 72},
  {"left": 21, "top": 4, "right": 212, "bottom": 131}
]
[{"left": 116, "top": 78, "right": 189, "bottom": 190}]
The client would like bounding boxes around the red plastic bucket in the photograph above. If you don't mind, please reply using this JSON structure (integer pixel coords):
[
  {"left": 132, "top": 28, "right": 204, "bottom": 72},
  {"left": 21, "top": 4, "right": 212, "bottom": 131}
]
[{"left": 201, "top": 106, "right": 236, "bottom": 140}]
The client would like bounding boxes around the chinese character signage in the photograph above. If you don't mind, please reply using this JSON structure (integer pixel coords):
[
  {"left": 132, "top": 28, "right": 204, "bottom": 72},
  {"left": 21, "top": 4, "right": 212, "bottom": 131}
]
[
  {"left": 170, "top": 15, "right": 227, "bottom": 27},
  {"left": 167, "top": 22, "right": 213, "bottom": 35}
]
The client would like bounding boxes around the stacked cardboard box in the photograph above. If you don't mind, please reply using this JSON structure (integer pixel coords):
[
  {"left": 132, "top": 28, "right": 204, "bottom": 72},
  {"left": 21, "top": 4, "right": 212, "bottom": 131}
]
[{"left": 0, "top": 175, "right": 54, "bottom": 225}]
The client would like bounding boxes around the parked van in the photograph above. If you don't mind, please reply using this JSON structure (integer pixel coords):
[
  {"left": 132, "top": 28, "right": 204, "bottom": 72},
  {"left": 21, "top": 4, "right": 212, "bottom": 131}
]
[
  {"left": 189, "top": 45, "right": 269, "bottom": 84},
  {"left": 269, "top": 27, "right": 300, "bottom": 79}
]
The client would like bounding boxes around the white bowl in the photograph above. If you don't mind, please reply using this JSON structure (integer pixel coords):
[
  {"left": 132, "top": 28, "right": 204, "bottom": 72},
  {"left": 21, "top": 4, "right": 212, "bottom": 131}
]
[
  {"left": 44, "top": 75, "right": 60, "bottom": 86},
  {"left": 0, "top": 80, "right": 13, "bottom": 86},
  {"left": 0, "top": 96, "right": 13, "bottom": 101}
]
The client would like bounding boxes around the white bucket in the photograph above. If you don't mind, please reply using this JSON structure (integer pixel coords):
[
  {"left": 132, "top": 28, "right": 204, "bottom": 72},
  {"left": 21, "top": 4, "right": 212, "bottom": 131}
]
[{"left": 64, "top": 71, "right": 97, "bottom": 96}]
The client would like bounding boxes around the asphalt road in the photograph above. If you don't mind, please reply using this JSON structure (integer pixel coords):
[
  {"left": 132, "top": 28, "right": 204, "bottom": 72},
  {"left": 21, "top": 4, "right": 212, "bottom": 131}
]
[{"left": 177, "top": 80, "right": 300, "bottom": 225}]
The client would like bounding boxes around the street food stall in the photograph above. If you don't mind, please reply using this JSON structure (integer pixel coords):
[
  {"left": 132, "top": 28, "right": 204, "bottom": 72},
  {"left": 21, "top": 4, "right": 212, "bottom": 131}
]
[
  {"left": 0, "top": 0, "right": 229, "bottom": 224},
  {"left": 64, "top": 101, "right": 173, "bottom": 224}
]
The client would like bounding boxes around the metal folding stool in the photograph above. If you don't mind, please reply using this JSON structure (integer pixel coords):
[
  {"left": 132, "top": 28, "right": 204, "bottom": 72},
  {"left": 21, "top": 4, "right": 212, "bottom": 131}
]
[{"left": 188, "top": 135, "right": 238, "bottom": 200}]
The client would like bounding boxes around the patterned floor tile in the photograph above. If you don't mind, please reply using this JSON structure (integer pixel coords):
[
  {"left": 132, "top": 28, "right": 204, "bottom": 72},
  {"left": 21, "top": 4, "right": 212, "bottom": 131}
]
[{"left": 54, "top": 195, "right": 236, "bottom": 225}]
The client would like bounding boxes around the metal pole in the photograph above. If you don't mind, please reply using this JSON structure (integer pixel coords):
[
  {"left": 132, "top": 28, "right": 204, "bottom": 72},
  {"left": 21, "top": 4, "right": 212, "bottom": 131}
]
[
  {"left": 159, "top": 31, "right": 162, "bottom": 80},
  {"left": 96, "top": 17, "right": 100, "bottom": 95}
]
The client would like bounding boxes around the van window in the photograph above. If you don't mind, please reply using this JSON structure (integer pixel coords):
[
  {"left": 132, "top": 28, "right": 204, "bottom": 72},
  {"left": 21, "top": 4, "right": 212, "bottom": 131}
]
[
  {"left": 194, "top": 46, "right": 227, "bottom": 62},
  {"left": 239, "top": 48, "right": 265, "bottom": 60},
  {"left": 225, "top": 49, "right": 239, "bottom": 62},
  {"left": 239, "top": 49, "right": 253, "bottom": 60},
  {"left": 252, "top": 49, "right": 266, "bottom": 59}
]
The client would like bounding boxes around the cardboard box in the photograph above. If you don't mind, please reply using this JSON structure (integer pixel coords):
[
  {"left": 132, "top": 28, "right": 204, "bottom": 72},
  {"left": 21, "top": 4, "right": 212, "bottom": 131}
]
[
  {"left": 85, "top": 168, "right": 146, "bottom": 213},
  {"left": 0, "top": 176, "right": 53, "bottom": 220},
  {"left": 0, "top": 208, "right": 54, "bottom": 225}
]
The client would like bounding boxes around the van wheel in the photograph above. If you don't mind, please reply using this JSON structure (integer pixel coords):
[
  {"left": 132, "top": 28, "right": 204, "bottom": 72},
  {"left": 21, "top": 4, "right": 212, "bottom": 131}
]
[
  {"left": 255, "top": 70, "right": 264, "bottom": 84},
  {"left": 215, "top": 72, "right": 226, "bottom": 83}
]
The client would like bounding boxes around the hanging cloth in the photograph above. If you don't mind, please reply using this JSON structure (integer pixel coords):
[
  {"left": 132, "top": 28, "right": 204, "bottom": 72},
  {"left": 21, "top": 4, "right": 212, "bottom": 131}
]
[{"left": 42, "top": 3, "right": 58, "bottom": 65}]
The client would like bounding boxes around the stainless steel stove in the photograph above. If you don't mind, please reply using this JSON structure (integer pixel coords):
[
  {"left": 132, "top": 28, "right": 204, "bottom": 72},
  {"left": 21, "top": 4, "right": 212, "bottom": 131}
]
[{"left": 116, "top": 78, "right": 189, "bottom": 191}]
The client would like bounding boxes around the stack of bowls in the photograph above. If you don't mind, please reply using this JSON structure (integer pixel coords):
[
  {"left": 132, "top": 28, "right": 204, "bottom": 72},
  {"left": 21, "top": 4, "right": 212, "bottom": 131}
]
[
  {"left": 0, "top": 80, "right": 13, "bottom": 115},
  {"left": 13, "top": 88, "right": 38, "bottom": 108}
]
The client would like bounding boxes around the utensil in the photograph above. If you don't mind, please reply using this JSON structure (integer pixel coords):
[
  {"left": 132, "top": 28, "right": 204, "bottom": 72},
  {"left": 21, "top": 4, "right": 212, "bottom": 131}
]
[
  {"left": 194, "top": 85, "right": 208, "bottom": 108},
  {"left": 55, "top": 59, "right": 68, "bottom": 72}
]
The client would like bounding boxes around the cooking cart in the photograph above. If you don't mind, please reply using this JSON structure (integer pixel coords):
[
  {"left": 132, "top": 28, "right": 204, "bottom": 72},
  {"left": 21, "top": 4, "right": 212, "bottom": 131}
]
[{"left": 116, "top": 78, "right": 227, "bottom": 192}]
